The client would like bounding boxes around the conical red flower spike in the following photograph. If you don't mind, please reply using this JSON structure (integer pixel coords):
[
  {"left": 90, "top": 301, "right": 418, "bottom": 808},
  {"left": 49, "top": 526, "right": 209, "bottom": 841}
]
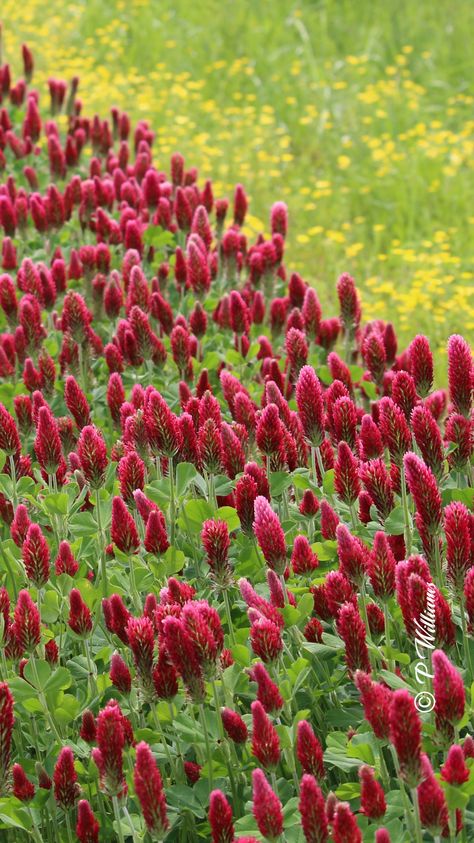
[
  {"left": 359, "top": 764, "right": 386, "bottom": 818},
  {"left": 354, "top": 671, "right": 392, "bottom": 740},
  {"left": 296, "top": 720, "right": 324, "bottom": 779},
  {"left": 417, "top": 754, "right": 449, "bottom": 836},
  {"left": 389, "top": 689, "right": 423, "bottom": 787},
  {"left": 249, "top": 662, "right": 283, "bottom": 713},
  {"left": 22, "top": 523, "right": 50, "bottom": 588},
  {"left": 252, "top": 768, "right": 284, "bottom": 840},
  {"left": 133, "top": 741, "right": 169, "bottom": 839},
  {"left": 291, "top": 535, "right": 319, "bottom": 574},
  {"left": 334, "top": 441, "right": 360, "bottom": 506},
  {"left": 12, "top": 763, "right": 35, "bottom": 801},
  {"left": 208, "top": 789, "right": 234, "bottom": 843},
  {"left": 447, "top": 334, "right": 473, "bottom": 417},
  {"left": 68, "top": 588, "right": 92, "bottom": 637},
  {"left": 111, "top": 496, "right": 139, "bottom": 553},
  {"left": 332, "top": 802, "right": 362, "bottom": 843},
  {"left": 76, "top": 799, "right": 100, "bottom": 843},
  {"left": 440, "top": 745, "right": 470, "bottom": 785},
  {"left": 221, "top": 708, "right": 248, "bottom": 743},
  {"left": 408, "top": 334, "right": 433, "bottom": 397},
  {"left": 337, "top": 602, "right": 370, "bottom": 674},
  {"left": 432, "top": 649, "right": 465, "bottom": 732},
  {"left": 253, "top": 496, "right": 286, "bottom": 575},
  {"left": 53, "top": 746, "right": 80, "bottom": 810},
  {"left": 77, "top": 425, "right": 108, "bottom": 489},
  {"left": 92, "top": 704, "right": 127, "bottom": 798},
  {"left": 299, "top": 773, "right": 328, "bottom": 843},
  {"left": 0, "top": 682, "right": 14, "bottom": 794}
]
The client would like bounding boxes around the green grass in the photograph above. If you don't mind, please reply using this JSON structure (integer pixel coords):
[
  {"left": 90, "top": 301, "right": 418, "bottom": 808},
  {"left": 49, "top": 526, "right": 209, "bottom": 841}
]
[{"left": 2, "top": 0, "right": 474, "bottom": 356}]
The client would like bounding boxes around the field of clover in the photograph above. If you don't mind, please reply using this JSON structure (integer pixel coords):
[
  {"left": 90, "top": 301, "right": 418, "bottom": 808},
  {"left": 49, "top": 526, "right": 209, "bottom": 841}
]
[{"left": 0, "top": 36, "right": 472, "bottom": 843}]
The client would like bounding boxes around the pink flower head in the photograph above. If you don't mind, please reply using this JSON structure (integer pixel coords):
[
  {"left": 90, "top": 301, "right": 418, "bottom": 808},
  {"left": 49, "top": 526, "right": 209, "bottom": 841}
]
[
  {"left": 337, "top": 273, "right": 361, "bottom": 335},
  {"left": 34, "top": 406, "right": 62, "bottom": 475},
  {"left": 76, "top": 800, "right": 100, "bottom": 843},
  {"left": 445, "top": 501, "right": 472, "bottom": 593},
  {"left": 221, "top": 707, "right": 248, "bottom": 743},
  {"left": 251, "top": 700, "right": 281, "bottom": 769},
  {"left": 332, "top": 802, "right": 362, "bottom": 843},
  {"left": 336, "top": 602, "right": 370, "bottom": 674},
  {"left": 249, "top": 662, "right": 283, "bottom": 713},
  {"left": 250, "top": 616, "right": 283, "bottom": 663},
  {"left": 440, "top": 744, "right": 470, "bottom": 785},
  {"left": 378, "top": 397, "right": 412, "bottom": 465},
  {"left": 253, "top": 496, "right": 287, "bottom": 574},
  {"left": 408, "top": 334, "right": 433, "bottom": 397},
  {"left": 291, "top": 535, "right": 319, "bottom": 575},
  {"left": 77, "top": 425, "right": 108, "bottom": 489},
  {"left": 235, "top": 474, "right": 258, "bottom": 535},
  {"left": 354, "top": 671, "right": 392, "bottom": 739},
  {"left": 417, "top": 754, "right": 449, "bottom": 836},
  {"left": 296, "top": 720, "right": 324, "bottom": 779},
  {"left": 403, "top": 451, "right": 442, "bottom": 536},
  {"left": 252, "top": 768, "right": 284, "bottom": 839},
  {"left": 64, "top": 375, "right": 91, "bottom": 428},
  {"left": 12, "top": 763, "right": 35, "bottom": 802},
  {"left": 92, "top": 704, "right": 127, "bottom": 798},
  {"left": 55, "top": 540, "right": 79, "bottom": 577},
  {"left": 0, "top": 682, "right": 14, "bottom": 793},
  {"left": 133, "top": 741, "right": 169, "bottom": 838},
  {"left": 336, "top": 524, "right": 369, "bottom": 586},
  {"left": 389, "top": 689, "right": 422, "bottom": 786},
  {"left": 208, "top": 789, "right": 234, "bottom": 843},
  {"left": 110, "top": 653, "right": 132, "bottom": 694},
  {"left": 201, "top": 519, "right": 231, "bottom": 585},
  {"left": 295, "top": 365, "right": 324, "bottom": 447},
  {"left": 359, "top": 765, "right": 386, "bottom": 818},
  {"left": 22, "top": 523, "right": 50, "bottom": 588},
  {"left": 256, "top": 403, "right": 284, "bottom": 458},
  {"left": 299, "top": 773, "right": 328, "bottom": 843},
  {"left": 411, "top": 404, "right": 444, "bottom": 480},
  {"left": 334, "top": 441, "right": 360, "bottom": 505},
  {"left": 447, "top": 334, "right": 473, "bottom": 416},
  {"left": 320, "top": 500, "right": 340, "bottom": 540},
  {"left": 432, "top": 649, "right": 465, "bottom": 730},
  {"left": 53, "top": 747, "right": 80, "bottom": 810},
  {"left": 367, "top": 532, "right": 396, "bottom": 598},
  {"left": 111, "top": 496, "right": 139, "bottom": 554},
  {"left": 144, "top": 388, "right": 182, "bottom": 457},
  {"left": 68, "top": 588, "right": 92, "bottom": 637}
]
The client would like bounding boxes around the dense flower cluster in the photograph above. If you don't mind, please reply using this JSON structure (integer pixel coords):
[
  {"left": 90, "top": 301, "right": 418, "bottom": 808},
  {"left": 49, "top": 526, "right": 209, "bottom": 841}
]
[{"left": 0, "top": 38, "right": 471, "bottom": 843}]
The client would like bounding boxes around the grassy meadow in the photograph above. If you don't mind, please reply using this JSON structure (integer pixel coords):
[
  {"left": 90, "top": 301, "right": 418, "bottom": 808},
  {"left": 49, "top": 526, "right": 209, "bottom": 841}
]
[{"left": 2, "top": 0, "right": 473, "bottom": 365}]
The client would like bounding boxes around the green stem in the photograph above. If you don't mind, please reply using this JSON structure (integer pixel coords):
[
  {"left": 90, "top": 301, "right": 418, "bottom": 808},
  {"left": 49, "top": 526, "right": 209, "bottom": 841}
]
[
  {"left": 222, "top": 588, "right": 236, "bottom": 646},
  {"left": 461, "top": 597, "right": 473, "bottom": 684},
  {"left": 9, "top": 455, "right": 17, "bottom": 510},
  {"left": 410, "top": 787, "right": 424, "bottom": 843},
  {"left": 64, "top": 812, "right": 74, "bottom": 843},
  {"left": 310, "top": 446, "right": 318, "bottom": 485},
  {"left": 199, "top": 703, "right": 214, "bottom": 791},
  {"left": 433, "top": 532, "right": 443, "bottom": 586},
  {"left": 112, "top": 796, "right": 126, "bottom": 843},
  {"left": 168, "top": 459, "right": 176, "bottom": 545},
  {"left": 400, "top": 462, "right": 412, "bottom": 557},
  {"left": 95, "top": 491, "right": 107, "bottom": 600},
  {"left": 383, "top": 600, "right": 395, "bottom": 673},
  {"left": 29, "top": 655, "right": 62, "bottom": 744},
  {"left": 151, "top": 707, "right": 175, "bottom": 779}
]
